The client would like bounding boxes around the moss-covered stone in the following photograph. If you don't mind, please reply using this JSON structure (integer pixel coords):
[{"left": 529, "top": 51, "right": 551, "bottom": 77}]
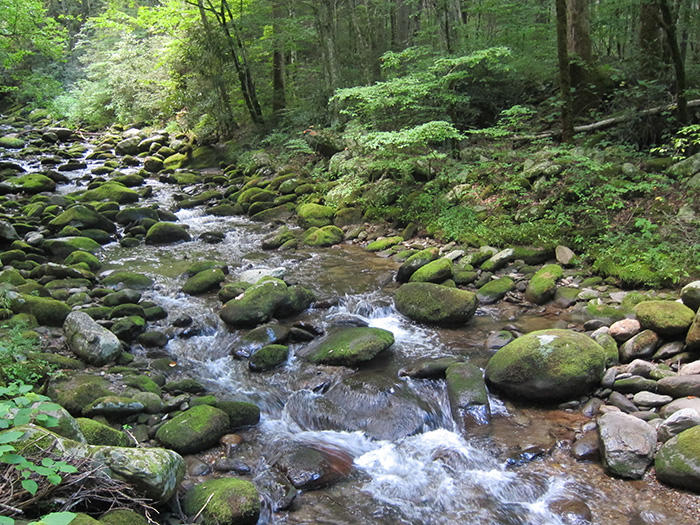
[
  {"left": 145, "top": 221, "right": 191, "bottom": 245},
  {"left": 78, "top": 181, "right": 140, "bottom": 204},
  {"left": 396, "top": 247, "right": 439, "bottom": 283},
  {"left": 655, "top": 425, "right": 700, "bottom": 491},
  {"left": 162, "top": 378, "right": 205, "bottom": 394},
  {"left": 524, "top": 264, "right": 563, "bottom": 304},
  {"left": 181, "top": 268, "right": 225, "bottom": 295},
  {"left": 303, "top": 225, "right": 344, "bottom": 247},
  {"left": 408, "top": 257, "right": 453, "bottom": 283},
  {"left": 123, "top": 374, "right": 162, "bottom": 396},
  {"left": 445, "top": 362, "right": 491, "bottom": 431},
  {"left": 83, "top": 395, "right": 145, "bottom": 417},
  {"left": 307, "top": 326, "right": 394, "bottom": 366},
  {"left": 182, "top": 477, "right": 260, "bottom": 525},
  {"left": 7, "top": 173, "right": 56, "bottom": 194},
  {"left": 101, "top": 271, "right": 154, "bottom": 289},
  {"left": 297, "top": 203, "right": 335, "bottom": 229},
  {"left": 0, "top": 136, "right": 25, "bottom": 149},
  {"left": 64, "top": 250, "right": 102, "bottom": 271},
  {"left": 42, "top": 236, "right": 102, "bottom": 257},
  {"left": 366, "top": 236, "right": 404, "bottom": 252},
  {"left": 48, "top": 205, "right": 116, "bottom": 233},
  {"left": 99, "top": 509, "right": 149, "bottom": 525},
  {"left": 634, "top": 300, "right": 695, "bottom": 335},
  {"left": 216, "top": 401, "right": 261, "bottom": 428},
  {"left": 395, "top": 282, "right": 478, "bottom": 326},
  {"left": 51, "top": 374, "right": 115, "bottom": 416},
  {"left": 485, "top": 329, "right": 607, "bottom": 402},
  {"left": 477, "top": 277, "right": 515, "bottom": 305},
  {"left": 110, "top": 315, "right": 146, "bottom": 342},
  {"left": 219, "top": 278, "right": 289, "bottom": 328},
  {"left": 9, "top": 294, "right": 71, "bottom": 326},
  {"left": 76, "top": 418, "right": 133, "bottom": 447},
  {"left": 155, "top": 405, "right": 230, "bottom": 454},
  {"left": 249, "top": 344, "right": 289, "bottom": 371},
  {"left": 190, "top": 395, "right": 218, "bottom": 407}
]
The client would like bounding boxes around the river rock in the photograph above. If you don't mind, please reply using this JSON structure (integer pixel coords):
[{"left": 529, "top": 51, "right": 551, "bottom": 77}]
[
  {"left": 555, "top": 245, "right": 576, "bottom": 266},
  {"left": 618, "top": 329, "right": 661, "bottom": 363},
  {"left": 76, "top": 418, "right": 132, "bottom": 447},
  {"left": 480, "top": 248, "right": 514, "bottom": 272},
  {"left": 657, "top": 408, "right": 700, "bottom": 442},
  {"left": 231, "top": 322, "right": 289, "bottom": 359},
  {"left": 686, "top": 311, "right": 700, "bottom": 351},
  {"left": 485, "top": 329, "right": 607, "bottom": 401},
  {"left": 305, "top": 326, "right": 394, "bottom": 366},
  {"left": 63, "top": 311, "right": 122, "bottom": 365},
  {"left": 7, "top": 173, "right": 56, "bottom": 194},
  {"left": 145, "top": 221, "right": 191, "bottom": 244},
  {"left": 238, "top": 266, "right": 286, "bottom": 284},
  {"left": 612, "top": 375, "right": 657, "bottom": 394},
  {"left": 297, "top": 203, "right": 335, "bottom": 228},
  {"left": 571, "top": 431, "right": 600, "bottom": 461},
  {"left": 273, "top": 441, "right": 353, "bottom": 491},
  {"left": 608, "top": 391, "right": 638, "bottom": 413},
  {"left": 660, "top": 397, "right": 700, "bottom": 418},
  {"left": 155, "top": 405, "right": 230, "bottom": 454},
  {"left": 477, "top": 277, "right": 515, "bottom": 305},
  {"left": 398, "top": 356, "right": 463, "bottom": 379},
  {"left": 216, "top": 401, "right": 261, "bottom": 428},
  {"left": 445, "top": 362, "right": 491, "bottom": 432},
  {"left": 681, "top": 281, "right": 700, "bottom": 311},
  {"left": 249, "top": 344, "right": 289, "bottom": 371},
  {"left": 83, "top": 395, "right": 144, "bottom": 417},
  {"left": 524, "top": 264, "right": 563, "bottom": 304},
  {"left": 632, "top": 391, "right": 672, "bottom": 407},
  {"left": 79, "top": 181, "right": 140, "bottom": 204},
  {"left": 655, "top": 426, "right": 700, "bottom": 491},
  {"left": 182, "top": 478, "right": 260, "bottom": 525},
  {"left": 657, "top": 375, "right": 700, "bottom": 398},
  {"left": 608, "top": 318, "right": 641, "bottom": 342},
  {"left": 9, "top": 293, "right": 71, "bottom": 326},
  {"left": 408, "top": 257, "right": 453, "bottom": 283},
  {"left": 181, "top": 268, "right": 225, "bottom": 295},
  {"left": 395, "top": 282, "right": 478, "bottom": 326},
  {"left": 303, "top": 225, "right": 344, "bottom": 247},
  {"left": 634, "top": 300, "right": 695, "bottom": 335},
  {"left": 42, "top": 236, "right": 102, "bottom": 257},
  {"left": 48, "top": 205, "right": 117, "bottom": 234},
  {"left": 31, "top": 401, "right": 86, "bottom": 443},
  {"left": 396, "top": 247, "right": 439, "bottom": 283},
  {"left": 597, "top": 411, "right": 656, "bottom": 479}
]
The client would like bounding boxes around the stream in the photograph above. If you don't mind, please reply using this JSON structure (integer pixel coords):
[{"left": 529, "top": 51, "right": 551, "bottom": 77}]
[{"left": 3, "top": 128, "right": 699, "bottom": 524}]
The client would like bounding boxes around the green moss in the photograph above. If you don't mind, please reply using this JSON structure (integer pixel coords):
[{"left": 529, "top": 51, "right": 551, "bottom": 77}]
[
  {"left": 145, "top": 222, "right": 191, "bottom": 245},
  {"left": 524, "top": 264, "right": 563, "bottom": 304},
  {"left": 216, "top": 401, "right": 261, "bottom": 428},
  {"left": 297, "top": 203, "right": 335, "bottom": 228},
  {"left": 409, "top": 257, "right": 454, "bottom": 283},
  {"left": 396, "top": 247, "right": 439, "bottom": 282},
  {"left": 634, "top": 300, "right": 695, "bottom": 335},
  {"left": 249, "top": 344, "right": 289, "bottom": 371},
  {"left": 123, "top": 374, "right": 162, "bottom": 396},
  {"left": 303, "top": 225, "right": 344, "bottom": 247},
  {"left": 64, "top": 250, "right": 102, "bottom": 271},
  {"left": 182, "top": 478, "right": 261, "bottom": 525},
  {"left": 9, "top": 294, "right": 71, "bottom": 326},
  {"left": 78, "top": 181, "right": 140, "bottom": 204},
  {"left": 101, "top": 271, "right": 154, "bottom": 289},
  {"left": 395, "top": 282, "right": 478, "bottom": 326},
  {"left": 76, "top": 417, "right": 133, "bottom": 447},
  {"left": 181, "top": 268, "right": 226, "bottom": 295},
  {"left": 190, "top": 395, "right": 219, "bottom": 407},
  {"left": 308, "top": 326, "right": 395, "bottom": 366},
  {"left": 100, "top": 509, "right": 149, "bottom": 525},
  {"left": 477, "top": 277, "right": 515, "bottom": 304},
  {"left": 366, "top": 236, "right": 405, "bottom": 252},
  {"left": 155, "top": 405, "right": 230, "bottom": 454}
]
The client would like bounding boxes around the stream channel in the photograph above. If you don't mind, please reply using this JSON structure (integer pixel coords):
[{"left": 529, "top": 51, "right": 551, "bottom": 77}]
[{"left": 6, "top": 132, "right": 699, "bottom": 525}]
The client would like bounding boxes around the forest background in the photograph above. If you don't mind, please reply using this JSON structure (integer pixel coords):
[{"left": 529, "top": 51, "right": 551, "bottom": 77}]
[{"left": 1, "top": 0, "right": 699, "bottom": 287}]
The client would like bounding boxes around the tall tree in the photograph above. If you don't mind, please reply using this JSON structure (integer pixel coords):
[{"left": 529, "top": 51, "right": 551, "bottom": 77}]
[
  {"left": 655, "top": 0, "right": 688, "bottom": 124},
  {"left": 271, "top": 0, "right": 286, "bottom": 117},
  {"left": 555, "top": 0, "right": 574, "bottom": 142}
]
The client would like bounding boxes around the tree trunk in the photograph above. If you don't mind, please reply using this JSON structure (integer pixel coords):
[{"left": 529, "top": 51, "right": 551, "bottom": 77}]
[
  {"left": 313, "top": 0, "right": 341, "bottom": 94},
  {"left": 272, "top": 0, "right": 286, "bottom": 117},
  {"left": 639, "top": 1, "right": 663, "bottom": 79},
  {"left": 556, "top": 0, "right": 574, "bottom": 142},
  {"left": 656, "top": 0, "right": 688, "bottom": 124}
]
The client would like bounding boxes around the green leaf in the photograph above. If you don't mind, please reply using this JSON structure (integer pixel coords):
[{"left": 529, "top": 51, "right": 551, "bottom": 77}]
[
  {"left": 22, "top": 479, "right": 38, "bottom": 495},
  {"left": 1, "top": 453, "right": 25, "bottom": 464},
  {"left": 0, "top": 430, "right": 23, "bottom": 443},
  {"left": 46, "top": 473, "right": 62, "bottom": 485},
  {"left": 0, "top": 444, "right": 16, "bottom": 454},
  {"left": 41, "top": 457, "right": 55, "bottom": 467},
  {"left": 0, "top": 515, "right": 15, "bottom": 525},
  {"left": 57, "top": 463, "right": 78, "bottom": 474}
]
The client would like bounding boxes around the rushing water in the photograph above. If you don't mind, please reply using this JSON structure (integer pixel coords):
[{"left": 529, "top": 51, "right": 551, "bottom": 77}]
[{"left": 2, "top": 132, "right": 698, "bottom": 524}]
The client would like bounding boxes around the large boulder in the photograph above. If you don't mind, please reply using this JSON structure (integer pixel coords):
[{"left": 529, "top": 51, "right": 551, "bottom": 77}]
[
  {"left": 155, "top": 405, "right": 230, "bottom": 454},
  {"left": 477, "top": 277, "right": 514, "bottom": 305},
  {"left": 145, "top": 222, "right": 191, "bottom": 245},
  {"left": 9, "top": 293, "right": 71, "bottom": 326},
  {"left": 633, "top": 300, "right": 695, "bottom": 335},
  {"left": 395, "top": 282, "right": 478, "bottom": 326},
  {"left": 305, "top": 326, "right": 394, "bottom": 366},
  {"left": 485, "top": 329, "right": 606, "bottom": 402},
  {"left": 64, "top": 311, "right": 122, "bottom": 365},
  {"left": 182, "top": 478, "right": 260, "bottom": 525},
  {"left": 79, "top": 181, "right": 139, "bottom": 204},
  {"left": 655, "top": 425, "right": 700, "bottom": 491},
  {"left": 297, "top": 203, "right": 335, "bottom": 229},
  {"left": 48, "top": 205, "right": 116, "bottom": 233},
  {"left": 598, "top": 412, "right": 656, "bottom": 479},
  {"left": 303, "top": 225, "right": 344, "bottom": 247},
  {"left": 396, "top": 247, "right": 439, "bottom": 283},
  {"left": 181, "top": 268, "right": 226, "bottom": 295}
]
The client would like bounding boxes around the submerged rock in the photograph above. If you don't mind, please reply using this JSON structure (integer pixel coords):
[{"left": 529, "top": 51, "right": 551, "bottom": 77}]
[
  {"left": 445, "top": 362, "right": 491, "bottom": 433},
  {"left": 304, "top": 326, "right": 394, "bottom": 366},
  {"left": 485, "top": 329, "right": 606, "bottom": 402},
  {"left": 272, "top": 441, "right": 353, "bottom": 490}
]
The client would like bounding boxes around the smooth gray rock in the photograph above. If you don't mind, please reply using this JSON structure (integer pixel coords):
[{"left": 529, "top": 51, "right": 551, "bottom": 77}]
[
  {"left": 681, "top": 280, "right": 700, "bottom": 311},
  {"left": 632, "top": 391, "right": 673, "bottom": 407},
  {"left": 657, "top": 375, "right": 700, "bottom": 398},
  {"left": 657, "top": 408, "right": 700, "bottom": 442},
  {"left": 598, "top": 412, "right": 656, "bottom": 479},
  {"left": 618, "top": 330, "right": 660, "bottom": 363},
  {"left": 64, "top": 311, "right": 122, "bottom": 365}
]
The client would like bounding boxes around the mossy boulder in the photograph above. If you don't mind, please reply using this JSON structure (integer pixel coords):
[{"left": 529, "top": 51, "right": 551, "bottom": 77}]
[
  {"left": 0, "top": 136, "right": 25, "bottom": 149},
  {"left": 181, "top": 268, "right": 225, "bottom": 295},
  {"left": 9, "top": 294, "right": 71, "bottom": 326},
  {"left": 408, "top": 257, "right": 453, "bottom": 283},
  {"left": 524, "top": 264, "right": 563, "bottom": 304},
  {"left": 297, "top": 203, "right": 335, "bottom": 228},
  {"left": 42, "top": 236, "right": 102, "bottom": 257},
  {"left": 477, "top": 277, "right": 515, "bottom": 305},
  {"left": 395, "top": 282, "right": 478, "bottom": 326},
  {"left": 7, "top": 173, "right": 56, "bottom": 194},
  {"left": 261, "top": 225, "right": 296, "bottom": 250},
  {"left": 145, "top": 221, "right": 191, "bottom": 245},
  {"left": 220, "top": 278, "right": 304, "bottom": 328},
  {"left": 100, "top": 510, "right": 149, "bottom": 525},
  {"left": 110, "top": 315, "right": 146, "bottom": 342},
  {"left": 50, "top": 375, "right": 114, "bottom": 416},
  {"left": 681, "top": 281, "right": 700, "bottom": 311},
  {"left": 485, "top": 329, "right": 607, "bottom": 402},
  {"left": 655, "top": 425, "right": 700, "bottom": 491},
  {"left": 101, "top": 271, "right": 153, "bottom": 289},
  {"left": 396, "top": 247, "right": 439, "bottom": 283},
  {"left": 115, "top": 206, "right": 160, "bottom": 225},
  {"left": 249, "top": 344, "right": 289, "bottom": 371},
  {"left": 445, "top": 362, "right": 491, "bottom": 432},
  {"left": 76, "top": 417, "right": 133, "bottom": 447},
  {"left": 216, "top": 401, "right": 261, "bottom": 428},
  {"left": 163, "top": 152, "right": 188, "bottom": 170},
  {"left": 303, "top": 225, "right": 344, "bottom": 247},
  {"left": 634, "top": 300, "right": 695, "bottom": 335},
  {"left": 82, "top": 395, "right": 145, "bottom": 417},
  {"left": 232, "top": 322, "right": 289, "bottom": 359},
  {"left": 123, "top": 374, "right": 162, "bottom": 396},
  {"left": 64, "top": 250, "right": 101, "bottom": 271},
  {"left": 48, "top": 205, "right": 116, "bottom": 233},
  {"left": 306, "top": 326, "right": 394, "bottom": 366},
  {"left": 155, "top": 404, "right": 230, "bottom": 454},
  {"left": 79, "top": 182, "right": 140, "bottom": 204},
  {"left": 182, "top": 477, "right": 260, "bottom": 525},
  {"left": 366, "top": 236, "right": 404, "bottom": 252}
]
